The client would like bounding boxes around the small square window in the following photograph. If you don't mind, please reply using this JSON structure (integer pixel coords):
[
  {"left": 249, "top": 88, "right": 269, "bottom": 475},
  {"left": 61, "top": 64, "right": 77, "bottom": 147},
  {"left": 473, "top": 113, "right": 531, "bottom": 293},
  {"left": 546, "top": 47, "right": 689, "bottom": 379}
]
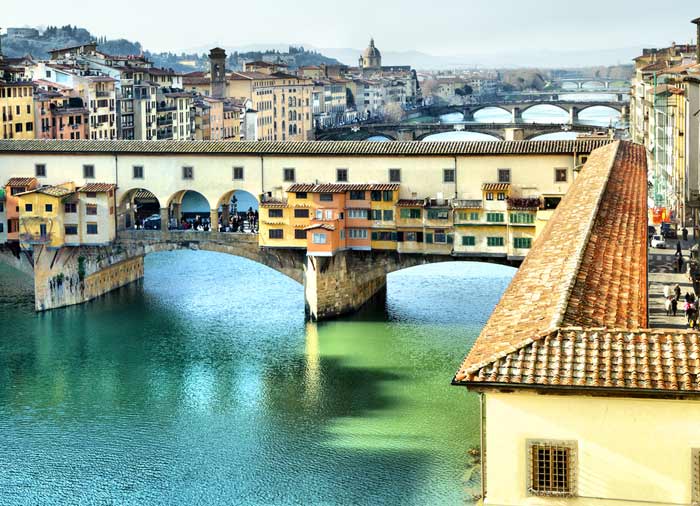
[
  {"left": 527, "top": 440, "right": 577, "bottom": 497},
  {"left": 389, "top": 168, "right": 401, "bottom": 183},
  {"left": 133, "top": 165, "right": 144, "bottom": 179},
  {"left": 233, "top": 166, "right": 244, "bottom": 180},
  {"left": 443, "top": 169, "right": 455, "bottom": 183},
  {"left": 555, "top": 168, "right": 568, "bottom": 183},
  {"left": 86, "top": 223, "right": 99, "bottom": 235},
  {"left": 295, "top": 192, "right": 307, "bottom": 199},
  {"left": 283, "top": 168, "right": 295, "bottom": 182},
  {"left": 25, "top": 203, "right": 33, "bottom": 212},
  {"left": 320, "top": 193, "right": 333, "bottom": 202},
  {"left": 498, "top": 168, "right": 511, "bottom": 183},
  {"left": 294, "top": 229, "right": 307, "bottom": 240},
  {"left": 268, "top": 209, "right": 283, "bottom": 218},
  {"left": 83, "top": 164, "right": 95, "bottom": 179},
  {"left": 294, "top": 209, "right": 309, "bottom": 218},
  {"left": 183, "top": 166, "right": 194, "bottom": 180},
  {"left": 35, "top": 164, "right": 46, "bottom": 177},
  {"left": 86, "top": 192, "right": 97, "bottom": 199},
  {"left": 269, "top": 229, "right": 283, "bottom": 239},
  {"left": 86, "top": 204, "right": 98, "bottom": 216},
  {"left": 486, "top": 192, "right": 494, "bottom": 201},
  {"left": 45, "top": 203, "right": 53, "bottom": 212},
  {"left": 336, "top": 168, "right": 348, "bottom": 182}
]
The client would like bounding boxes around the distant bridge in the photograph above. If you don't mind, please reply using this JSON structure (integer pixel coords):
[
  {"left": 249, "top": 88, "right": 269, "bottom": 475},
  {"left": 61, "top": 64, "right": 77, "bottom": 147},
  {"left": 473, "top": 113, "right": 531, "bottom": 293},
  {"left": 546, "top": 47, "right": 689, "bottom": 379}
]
[
  {"left": 316, "top": 122, "right": 614, "bottom": 142},
  {"left": 550, "top": 77, "right": 631, "bottom": 90},
  {"left": 414, "top": 100, "right": 628, "bottom": 123}
]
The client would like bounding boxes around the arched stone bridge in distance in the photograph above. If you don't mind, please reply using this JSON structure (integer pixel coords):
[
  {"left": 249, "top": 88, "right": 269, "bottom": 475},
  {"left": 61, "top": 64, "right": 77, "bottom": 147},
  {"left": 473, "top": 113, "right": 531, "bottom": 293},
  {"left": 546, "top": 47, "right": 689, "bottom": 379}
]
[
  {"left": 0, "top": 229, "right": 521, "bottom": 321},
  {"left": 413, "top": 100, "right": 628, "bottom": 123},
  {"left": 315, "top": 122, "right": 614, "bottom": 142}
]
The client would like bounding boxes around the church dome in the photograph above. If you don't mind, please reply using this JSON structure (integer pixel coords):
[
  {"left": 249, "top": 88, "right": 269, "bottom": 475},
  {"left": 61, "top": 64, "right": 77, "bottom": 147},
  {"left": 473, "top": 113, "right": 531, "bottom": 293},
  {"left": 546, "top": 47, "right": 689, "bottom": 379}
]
[{"left": 362, "top": 39, "right": 381, "bottom": 59}]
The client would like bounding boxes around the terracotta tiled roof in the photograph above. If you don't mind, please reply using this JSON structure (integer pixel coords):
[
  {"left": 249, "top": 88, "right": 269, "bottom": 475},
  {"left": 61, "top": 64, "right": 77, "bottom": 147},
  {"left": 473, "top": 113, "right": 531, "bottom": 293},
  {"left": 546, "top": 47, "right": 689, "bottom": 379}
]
[
  {"left": 465, "top": 329, "right": 700, "bottom": 394},
  {"left": 482, "top": 183, "right": 511, "bottom": 192},
  {"left": 78, "top": 183, "right": 116, "bottom": 193},
  {"left": 287, "top": 183, "right": 400, "bottom": 193},
  {"left": 304, "top": 223, "right": 335, "bottom": 231},
  {"left": 454, "top": 141, "right": 650, "bottom": 392},
  {"left": 397, "top": 199, "right": 427, "bottom": 207},
  {"left": 133, "top": 189, "right": 157, "bottom": 201},
  {"left": 561, "top": 143, "right": 648, "bottom": 329},
  {"left": 0, "top": 139, "right": 613, "bottom": 157},
  {"left": 18, "top": 185, "right": 74, "bottom": 198},
  {"left": 5, "top": 177, "right": 37, "bottom": 187}
]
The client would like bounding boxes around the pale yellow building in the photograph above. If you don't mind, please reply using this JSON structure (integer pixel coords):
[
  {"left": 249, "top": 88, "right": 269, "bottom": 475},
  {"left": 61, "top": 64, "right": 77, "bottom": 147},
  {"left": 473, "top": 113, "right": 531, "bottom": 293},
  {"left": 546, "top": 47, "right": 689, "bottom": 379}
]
[
  {"left": 451, "top": 142, "right": 696, "bottom": 506},
  {"left": 1, "top": 81, "right": 35, "bottom": 139}
]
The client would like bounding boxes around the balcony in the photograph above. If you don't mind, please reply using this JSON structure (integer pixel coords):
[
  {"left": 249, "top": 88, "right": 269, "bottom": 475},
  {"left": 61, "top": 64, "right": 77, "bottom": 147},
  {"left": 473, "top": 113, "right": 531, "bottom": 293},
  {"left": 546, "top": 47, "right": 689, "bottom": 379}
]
[
  {"left": 20, "top": 232, "right": 52, "bottom": 244},
  {"left": 507, "top": 197, "right": 541, "bottom": 210},
  {"left": 96, "top": 91, "right": 111, "bottom": 98}
]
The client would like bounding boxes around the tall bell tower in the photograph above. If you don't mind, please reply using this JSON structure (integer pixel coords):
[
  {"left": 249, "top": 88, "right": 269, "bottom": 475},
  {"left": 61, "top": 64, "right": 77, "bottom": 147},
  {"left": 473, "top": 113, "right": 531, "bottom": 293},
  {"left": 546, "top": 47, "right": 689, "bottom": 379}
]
[{"left": 209, "top": 47, "right": 227, "bottom": 99}]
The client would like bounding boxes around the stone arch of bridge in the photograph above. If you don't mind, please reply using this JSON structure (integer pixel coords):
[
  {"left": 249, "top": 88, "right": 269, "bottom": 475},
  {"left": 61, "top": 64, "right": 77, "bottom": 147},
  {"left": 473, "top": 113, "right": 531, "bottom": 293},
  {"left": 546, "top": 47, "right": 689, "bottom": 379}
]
[
  {"left": 581, "top": 80, "right": 607, "bottom": 88},
  {"left": 518, "top": 102, "right": 571, "bottom": 116},
  {"left": 575, "top": 103, "right": 623, "bottom": 114},
  {"left": 467, "top": 104, "right": 514, "bottom": 116},
  {"left": 380, "top": 253, "right": 521, "bottom": 275},
  {"left": 117, "top": 233, "right": 306, "bottom": 284},
  {"left": 415, "top": 130, "right": 504, "bottom": 141}
]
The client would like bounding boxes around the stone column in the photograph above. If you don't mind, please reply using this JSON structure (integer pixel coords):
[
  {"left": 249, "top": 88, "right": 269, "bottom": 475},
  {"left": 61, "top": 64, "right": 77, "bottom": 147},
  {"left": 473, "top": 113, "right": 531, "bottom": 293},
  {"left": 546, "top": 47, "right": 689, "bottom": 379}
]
[
  {"left": 304, "top": 250, "right": 388, "bottom": 321},
  {"left": 160, "top": 208, "right": 169, "bottom": 233},
  {"left": 504, "top": 128, "right": 524, "bottom": 141},
  {"left": 462, "top": 109, "right": 474, "bottom": 122},
  {"left": 210, "top": 209, "right": 219, "bottom": 232},
  {"left": 222, "top": 204, "right": 230, "bottom": 227}
]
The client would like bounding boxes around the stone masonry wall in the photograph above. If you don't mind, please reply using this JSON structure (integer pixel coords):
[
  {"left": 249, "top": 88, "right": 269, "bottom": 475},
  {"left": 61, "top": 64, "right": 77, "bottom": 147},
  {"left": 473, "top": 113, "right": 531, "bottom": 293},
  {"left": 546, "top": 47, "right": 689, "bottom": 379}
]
[
  {"left": 305, "top": 250, "right": 388, "bottom": 321},
  {"left": 33, "top": 244, "right": 145, "bottom": 311}
]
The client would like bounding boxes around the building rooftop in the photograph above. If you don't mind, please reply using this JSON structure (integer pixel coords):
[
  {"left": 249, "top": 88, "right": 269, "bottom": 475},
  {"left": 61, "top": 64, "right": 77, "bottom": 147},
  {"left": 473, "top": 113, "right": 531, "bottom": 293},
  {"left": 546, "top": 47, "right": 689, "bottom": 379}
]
[
  {"left": 0, "top": 139, "right": 613, "bottom": 157},
  {"left": 288, "top": 183, "right": 400, "bottom": 193},
  {"left": 5, "top": 177, "right": 37, "bottom": 187},
  {"left": 78, "top": 183, "right": 116, "bottom": 193},
  {"left": 454, "top": 142, "right": 654, "bottom": 394}
]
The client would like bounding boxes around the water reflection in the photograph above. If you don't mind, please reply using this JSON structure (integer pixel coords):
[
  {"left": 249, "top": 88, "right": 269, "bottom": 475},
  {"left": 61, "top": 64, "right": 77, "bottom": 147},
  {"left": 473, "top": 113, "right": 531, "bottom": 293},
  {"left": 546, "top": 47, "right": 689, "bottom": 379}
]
[{"left": 0, "top": 253, "right": 514, "bottom": 505}]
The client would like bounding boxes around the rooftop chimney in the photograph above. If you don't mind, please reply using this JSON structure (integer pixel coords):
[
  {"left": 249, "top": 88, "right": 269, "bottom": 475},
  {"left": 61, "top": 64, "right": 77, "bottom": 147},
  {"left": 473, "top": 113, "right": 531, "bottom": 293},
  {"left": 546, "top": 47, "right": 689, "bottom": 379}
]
[{"left": 693, "top": 17, "right": 700, "bottom": 64}]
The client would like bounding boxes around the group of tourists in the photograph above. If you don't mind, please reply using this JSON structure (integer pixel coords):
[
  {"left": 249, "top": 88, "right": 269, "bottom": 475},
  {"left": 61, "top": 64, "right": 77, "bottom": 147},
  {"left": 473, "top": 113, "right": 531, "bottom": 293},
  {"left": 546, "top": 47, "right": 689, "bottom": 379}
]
[
  {"left": 219, "top": 209, "right": 259, "bottom": 234},
  {"left": 663, "top": 284, "right": 700, "bottom": 326}
]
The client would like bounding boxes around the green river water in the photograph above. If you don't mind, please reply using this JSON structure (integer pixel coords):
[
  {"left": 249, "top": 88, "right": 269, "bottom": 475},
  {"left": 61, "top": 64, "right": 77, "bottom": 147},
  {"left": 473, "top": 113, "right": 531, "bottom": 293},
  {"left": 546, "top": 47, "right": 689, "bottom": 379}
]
[{"left": 0, "top": 251, "right": 514, "bottom": 505}]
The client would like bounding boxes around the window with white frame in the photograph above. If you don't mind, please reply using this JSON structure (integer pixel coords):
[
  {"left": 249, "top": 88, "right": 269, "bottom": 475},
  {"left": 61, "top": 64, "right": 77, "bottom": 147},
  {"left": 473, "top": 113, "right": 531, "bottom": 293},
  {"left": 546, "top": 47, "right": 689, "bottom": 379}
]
[{"left": 312, "top": 233, "right": 327, "bottom": 244}]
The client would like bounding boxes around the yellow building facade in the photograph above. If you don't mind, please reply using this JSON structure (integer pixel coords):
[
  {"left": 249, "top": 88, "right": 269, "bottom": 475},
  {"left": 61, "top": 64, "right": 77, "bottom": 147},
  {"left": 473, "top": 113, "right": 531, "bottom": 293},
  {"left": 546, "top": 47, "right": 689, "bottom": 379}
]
[{"left": 1, "top": 81, "right": 35, "bottom": 139}]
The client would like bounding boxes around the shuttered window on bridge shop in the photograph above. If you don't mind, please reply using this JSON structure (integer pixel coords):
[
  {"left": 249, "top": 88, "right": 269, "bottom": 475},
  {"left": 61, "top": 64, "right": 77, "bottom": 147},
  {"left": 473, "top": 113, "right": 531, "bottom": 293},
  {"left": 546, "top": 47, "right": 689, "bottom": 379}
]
[
  {"left": 182, "top": 166, "right": 194, "bottom": 180},
  {"left": 233, "top": 167, "right": 244, "bottom": 180},
  {"left": 268, "top": 209, "right": 283, "bottom": 218},
  {"left": 498, "top": 169, "right": 511, "bottom": 183},
  {"left": 269, "top": 229, "right": 283, "bottom": 239},
  {"left": 443, "top": 169, "right": 455, "bottom": 183}
]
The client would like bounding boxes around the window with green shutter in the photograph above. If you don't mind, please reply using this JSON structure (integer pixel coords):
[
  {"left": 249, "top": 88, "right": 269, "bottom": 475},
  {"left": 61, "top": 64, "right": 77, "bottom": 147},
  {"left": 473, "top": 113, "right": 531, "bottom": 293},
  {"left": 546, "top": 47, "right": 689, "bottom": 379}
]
[
  {"left": 427, "top": 209, "right": 449, "bottom": 220},
  {"left": 470, "top": 212, "right": 479, "bottom": 221},
  {"left": 486, "top": 213, "right": 505, "bottom": 223},
  {"left": 426, "top": 233, "right": 433, "bottom": 244},
  {"left": 400, "top": 208, "right": 421, "bottom": 219},
  {"left": 487, "top": 236, "right": 504, "bottom": 247},
  {"left": 511, "top": 213, "right": 535, "bottom": 224},
  {"left": 383, "top": 210, "right": 394, "bottom": 221},
  {"left": 514, "top": 237, "right": 533, "bottom": 249},
  {"left": 462, "top": 236, "right": 476, "bottom": 246}
]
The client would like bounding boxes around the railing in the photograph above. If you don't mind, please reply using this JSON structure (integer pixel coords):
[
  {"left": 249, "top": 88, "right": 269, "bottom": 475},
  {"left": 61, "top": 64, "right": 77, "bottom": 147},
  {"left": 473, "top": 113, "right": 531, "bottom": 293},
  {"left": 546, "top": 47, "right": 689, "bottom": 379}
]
[
  {"left": 117, "top": 229, "right": 259, "bottom": 244},
  {"left": 20, "top": 233, "right": 52, "bottom": 244},
  {"left": 96, "top": 91, "right": 111, "bottom": 98}
]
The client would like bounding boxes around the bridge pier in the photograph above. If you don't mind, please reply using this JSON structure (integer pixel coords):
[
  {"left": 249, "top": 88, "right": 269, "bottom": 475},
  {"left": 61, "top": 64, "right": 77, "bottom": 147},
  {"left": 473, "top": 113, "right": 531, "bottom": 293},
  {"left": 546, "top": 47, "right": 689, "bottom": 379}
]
[
  {"left": 569, "top": 106, "right": 580, "bottom": 124},
  {"left": 504, "top": 128, "right": 525, "bottom": 141},
  {"left": 511, "top": 107, "right": 522, "bottom": 123},
  {"left": 32, "top": 244, "right": 145, "bottom": 312},
  {"left": 462, "top": 109, "right": 475, "bottom": 122},
  {"left": 161, "top": 208, "right": 169, "bottom": 232},
  {"left": 304, "top": 250, "right": 388, "bottom": 321}
]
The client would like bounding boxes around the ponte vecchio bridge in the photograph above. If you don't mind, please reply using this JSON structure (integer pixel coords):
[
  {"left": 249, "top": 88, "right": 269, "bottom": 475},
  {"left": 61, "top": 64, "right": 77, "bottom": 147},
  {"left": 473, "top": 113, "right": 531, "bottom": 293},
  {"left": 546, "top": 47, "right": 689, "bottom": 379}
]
[{"left": 0, "top": 138, "right": 637, "bottom": 320}]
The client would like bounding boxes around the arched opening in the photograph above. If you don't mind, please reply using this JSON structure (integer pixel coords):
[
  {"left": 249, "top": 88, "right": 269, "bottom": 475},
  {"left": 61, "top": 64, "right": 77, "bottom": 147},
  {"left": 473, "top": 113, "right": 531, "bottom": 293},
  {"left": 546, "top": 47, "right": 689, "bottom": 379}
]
[
  {"left": 529, "top": 132, "right": 579, "bottom": 141},
  {"left": 577, "top": 105, "right": 621, "bottom": 127},
  {"left": 439, "top": 112, "right": 465, "bottom": 124},
  {"left": 118, "top": 188, "right": 162, "bottom": 230},
  {"left": 365, "top": 135, "right": 393, "bottom": 142},
  {"left": 216, "top": 189, "right": 260, "bottom": 233},
  {"left": 561, "top": 82, "right": 579, "bottom": 91},
  {"left": 473, "top": 107, "right": 512, "bottom": 124},
  {"left": 582, "top": 81, "right": 605, "bottom": 90},
  {"left": 421, "top": 131, "right": 500, "bottom": 142},
  {"left": 167, "top": 190, "right": 213, "bottom": 231},
  {"left": 521, "top": 104, "right": 569, "bottom": 124}
]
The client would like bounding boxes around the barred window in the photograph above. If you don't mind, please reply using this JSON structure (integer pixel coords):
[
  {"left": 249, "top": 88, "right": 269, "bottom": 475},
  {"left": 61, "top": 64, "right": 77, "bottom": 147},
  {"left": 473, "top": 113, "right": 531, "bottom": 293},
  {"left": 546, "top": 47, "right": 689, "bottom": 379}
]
[{"left": 527, "top": 440, "right": 577, "bottom": 497}]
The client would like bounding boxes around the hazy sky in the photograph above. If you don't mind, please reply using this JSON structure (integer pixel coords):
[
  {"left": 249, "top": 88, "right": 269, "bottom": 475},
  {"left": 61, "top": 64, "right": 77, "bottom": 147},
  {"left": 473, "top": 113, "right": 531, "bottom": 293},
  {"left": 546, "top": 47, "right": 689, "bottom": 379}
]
[{"left": 3, "top": 0, "right": 700, "bottom": 55}]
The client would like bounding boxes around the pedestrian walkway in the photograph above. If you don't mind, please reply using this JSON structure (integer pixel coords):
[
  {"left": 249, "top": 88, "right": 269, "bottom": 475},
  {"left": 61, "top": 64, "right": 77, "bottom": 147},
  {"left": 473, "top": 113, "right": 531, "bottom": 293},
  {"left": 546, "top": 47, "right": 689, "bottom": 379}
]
[{"left": 648, "top": 239, "right": 695, "bottom": 329}]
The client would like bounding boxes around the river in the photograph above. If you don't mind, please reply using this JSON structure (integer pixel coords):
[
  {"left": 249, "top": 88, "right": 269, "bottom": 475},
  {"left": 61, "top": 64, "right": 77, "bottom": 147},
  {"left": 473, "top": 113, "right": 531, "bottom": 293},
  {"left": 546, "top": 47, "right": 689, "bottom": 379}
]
[{"left": 0, "top": 251, "right": 515, "bottom": 505}]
